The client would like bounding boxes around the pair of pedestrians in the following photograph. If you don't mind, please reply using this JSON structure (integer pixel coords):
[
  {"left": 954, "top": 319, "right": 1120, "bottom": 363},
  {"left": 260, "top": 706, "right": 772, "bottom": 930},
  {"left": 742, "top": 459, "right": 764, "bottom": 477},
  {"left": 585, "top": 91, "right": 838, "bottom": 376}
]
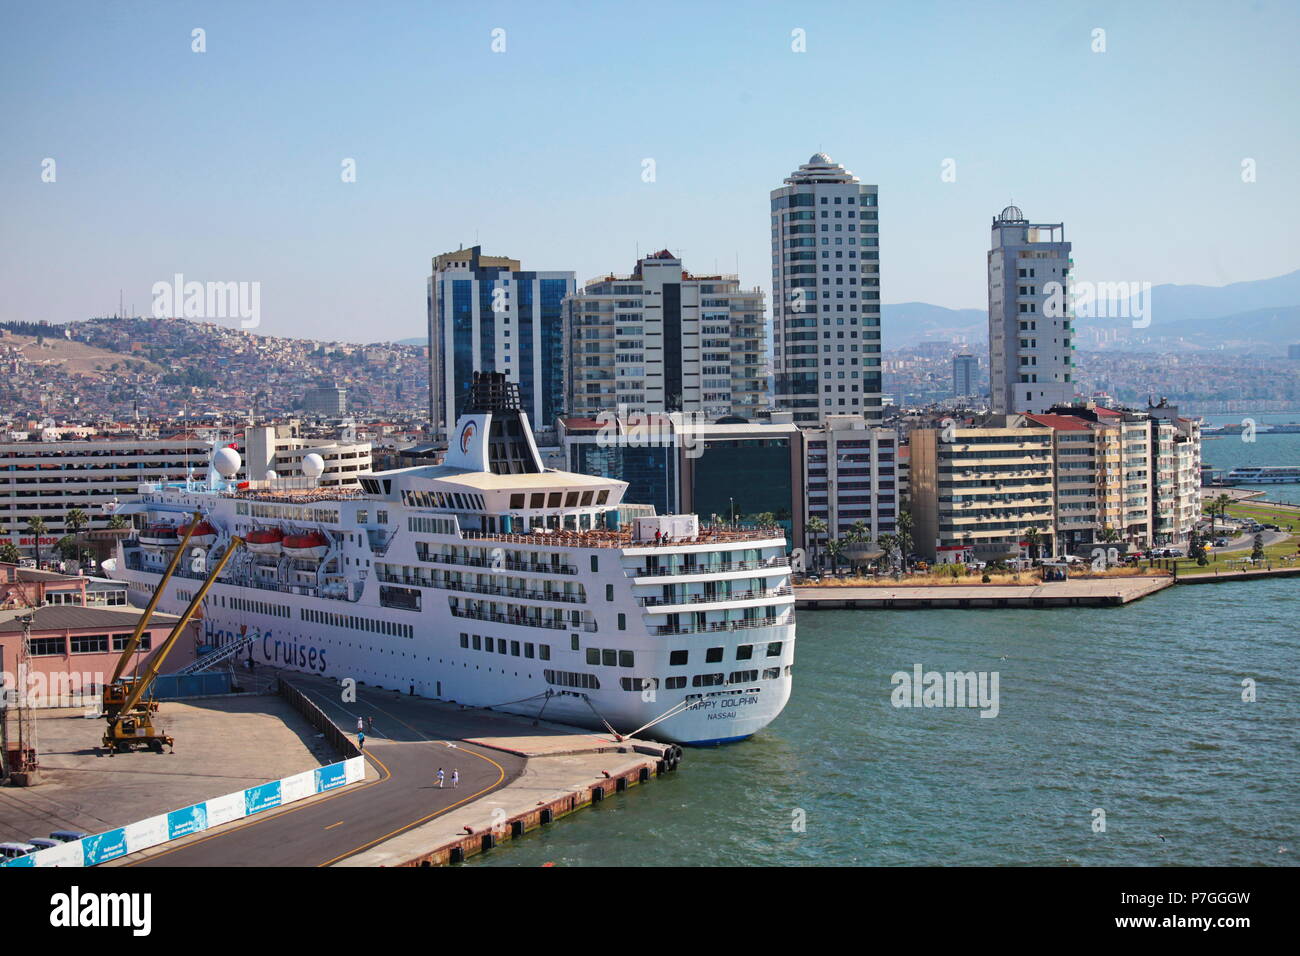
[{"left": 435, "top": 767, "right": 460, "bottom": 789}]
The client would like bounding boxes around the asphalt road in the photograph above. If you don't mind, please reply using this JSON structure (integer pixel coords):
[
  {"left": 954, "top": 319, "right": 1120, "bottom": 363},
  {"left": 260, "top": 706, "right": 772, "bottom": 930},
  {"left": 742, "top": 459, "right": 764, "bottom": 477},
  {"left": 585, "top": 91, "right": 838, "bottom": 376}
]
[{"left": 130, "top": 677, "right": 525, "bottom": 867}]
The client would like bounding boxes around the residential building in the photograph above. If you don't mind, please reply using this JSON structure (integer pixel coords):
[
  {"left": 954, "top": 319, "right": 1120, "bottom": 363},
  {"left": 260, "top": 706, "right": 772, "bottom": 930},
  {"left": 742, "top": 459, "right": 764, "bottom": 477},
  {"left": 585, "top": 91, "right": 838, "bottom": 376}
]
[
  {"left": 426, "top": 245, "right": 574, "bottom": 435},
  {"left": 770, "top": 153, "right": 882, "bottom": 424},
  {"left": 988, "top": 206, "right": 1076, "bottom": 414},
  {"left": 802, "top": 415, "right": 900, "bottom": 555},
  {"left": 242, "top": 425, "right": 372, "bottom": 489},
  {"left": 565, "top": 251, "right": 766, "bottom": 419},
  {"left": 910, "top": 416, "right": 1055, "bottom": 563}
]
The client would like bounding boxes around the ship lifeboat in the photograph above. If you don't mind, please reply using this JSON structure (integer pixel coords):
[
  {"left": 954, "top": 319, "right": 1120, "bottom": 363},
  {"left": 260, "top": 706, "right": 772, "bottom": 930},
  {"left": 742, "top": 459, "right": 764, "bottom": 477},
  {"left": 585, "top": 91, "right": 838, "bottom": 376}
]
[
  {"left": 282, "top": 530, "right": 329, "bottom": 561},
  {"left": 246, "top": 527, "right": 285, "bottom": 556},
  {"left": 178, "top": 519, "right": 217, "bottom": 548},
  {"left": 138, "top": 524, "right": 180, "bottom": 550}
]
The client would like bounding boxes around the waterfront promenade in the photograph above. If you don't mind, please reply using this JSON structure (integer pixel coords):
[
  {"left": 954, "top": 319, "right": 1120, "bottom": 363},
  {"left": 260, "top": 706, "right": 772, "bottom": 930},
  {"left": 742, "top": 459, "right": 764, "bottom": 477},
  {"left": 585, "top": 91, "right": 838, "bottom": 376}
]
[{"left": 796, "top": 575, "right": 1173, "bottom": 609}]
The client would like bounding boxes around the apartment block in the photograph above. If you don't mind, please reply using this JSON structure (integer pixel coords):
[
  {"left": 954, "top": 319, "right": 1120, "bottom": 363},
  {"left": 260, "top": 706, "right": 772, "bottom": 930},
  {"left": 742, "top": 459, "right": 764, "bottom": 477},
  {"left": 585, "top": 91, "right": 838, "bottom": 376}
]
[
  {"left": 803, "top": 415, "right": 901, "bottom": 548},
  {"left": 565, "top": 251, "right": 766, "bottom": 420},
  {"left": 910, "top": 416, "right": 1055, "bottom": 563}
]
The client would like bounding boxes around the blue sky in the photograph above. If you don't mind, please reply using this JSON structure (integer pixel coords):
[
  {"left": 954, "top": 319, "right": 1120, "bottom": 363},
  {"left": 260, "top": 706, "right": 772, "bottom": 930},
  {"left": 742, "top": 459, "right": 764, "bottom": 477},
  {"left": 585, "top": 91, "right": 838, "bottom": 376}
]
[{"left": 1, "top": 0, "right": 1297, "bottom": 343}]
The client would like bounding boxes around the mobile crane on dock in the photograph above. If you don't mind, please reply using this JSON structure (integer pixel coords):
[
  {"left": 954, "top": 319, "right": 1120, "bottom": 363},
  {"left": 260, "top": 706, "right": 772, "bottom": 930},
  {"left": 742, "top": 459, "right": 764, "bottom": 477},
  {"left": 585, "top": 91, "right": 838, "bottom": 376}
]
[{"left": 100, "top": 512, "right": 244, "bottom": 754}]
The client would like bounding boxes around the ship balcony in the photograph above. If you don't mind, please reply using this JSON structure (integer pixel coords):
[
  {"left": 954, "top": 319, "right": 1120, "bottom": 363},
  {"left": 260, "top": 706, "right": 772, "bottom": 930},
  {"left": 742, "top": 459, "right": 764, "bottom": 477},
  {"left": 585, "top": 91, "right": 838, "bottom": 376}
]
[
  {"left": 653, "top": 614, "right": 789, "bottom": 636},
  {"left": 380, "top": 570, "right": 585, "bottom": 604},
  {"left": 451, "top": 605, "right": 597, "bottom": 632},
  {"left": 416, "top": 547, "right": 579, "bottom": 576},
  {"left": 637, "top": 585, "right": 794, "bottom": 608},
  {"left": 629, "top": 555, "right": 790, "bottom": 579}
]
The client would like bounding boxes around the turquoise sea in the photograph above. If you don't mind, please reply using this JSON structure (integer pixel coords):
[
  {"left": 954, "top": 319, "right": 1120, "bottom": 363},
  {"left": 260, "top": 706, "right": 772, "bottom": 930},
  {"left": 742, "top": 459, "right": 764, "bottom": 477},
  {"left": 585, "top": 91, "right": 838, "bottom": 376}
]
[
  {"left": 477, "top": 578, "right": 1297, "bottom": 867},
  {"left": 1200, "top": 411, "right": 1300, "bottom": 505}
]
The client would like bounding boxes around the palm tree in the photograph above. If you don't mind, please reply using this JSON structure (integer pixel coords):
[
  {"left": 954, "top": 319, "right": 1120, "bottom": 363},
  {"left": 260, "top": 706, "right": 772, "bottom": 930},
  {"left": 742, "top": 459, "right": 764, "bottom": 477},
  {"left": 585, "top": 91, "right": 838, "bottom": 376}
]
[
  {"left": 896, "top": 505, "right": 914, "bottom": 569},
  {"left": 825, "top": 537, "right": 845, "bottom": 575},
  {"left": 1023, "top": 526, "right": 1043, "bottom": 562},
  {"left": 806, "top": 516, "right": 828, "bottom": 572},
  {"left": 876, "top": 532, "right": 899, "bottom": 570},
  {"left": 1100, "top": 525, "right": 1121, "bottom": 544},
  {"left": 1208, "top": 493, "right": 1233, "bottom": 536},
  {"left": 108, "top": 514, "right": 127, "bottom": 530},
  {"left": 65, "top": 507, "right": 89, "bottom": 537},
  {"left": 0, "top": 542, "right": 20, "bottom": 565},
  {"left": 26, "top": 515, "right": 47, "bottom": 565}
]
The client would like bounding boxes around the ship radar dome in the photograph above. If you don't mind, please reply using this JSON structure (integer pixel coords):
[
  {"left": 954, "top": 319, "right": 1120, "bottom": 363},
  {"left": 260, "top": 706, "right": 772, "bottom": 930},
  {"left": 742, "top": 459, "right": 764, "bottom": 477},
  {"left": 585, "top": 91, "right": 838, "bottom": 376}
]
[
  {"left": 212, "top": 446, "right": 241, "bottom": 478},
  {"left": 265, "top": 469, "right": 278, "bottom": 482},
  {"left": 810, "top": 152, "right": 832, "bottom": 164},
  {"left": 301, "top": 453, "right": 325, "bottom": 479}
]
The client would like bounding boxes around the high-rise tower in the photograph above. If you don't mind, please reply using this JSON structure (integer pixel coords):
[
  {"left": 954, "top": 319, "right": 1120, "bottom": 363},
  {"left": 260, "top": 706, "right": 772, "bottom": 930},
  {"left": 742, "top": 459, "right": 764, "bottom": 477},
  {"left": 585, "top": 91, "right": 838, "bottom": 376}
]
[
  {"left": 769, "top": 154, "right": 882, "bottom": 424},
  {"left": 987, "top": 207, "right": 1076, "bottom": 414}
]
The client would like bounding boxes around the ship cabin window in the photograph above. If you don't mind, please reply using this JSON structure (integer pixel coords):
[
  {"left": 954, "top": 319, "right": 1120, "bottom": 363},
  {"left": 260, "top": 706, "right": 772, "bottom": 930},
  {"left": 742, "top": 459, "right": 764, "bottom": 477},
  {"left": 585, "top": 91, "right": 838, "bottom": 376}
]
[
  {"left": 605, "top": 584, "right": 613, "bottom": 601},
  {"left": 357, "top": 510, "right": 368, "bottom": 524},
  {"left": 586, "top": 648, "right": 599, "bottom": 665},
  {"left": 377, "top": 510, "right": 388, "bottom": 524},
  {"left": 524, "top": 643, "right": 535, "bottom": 658},
  {"left": 581, "top": 490, "right": 594, "bottom": 506},
  {"left": 530, "top": 493, "right": 545, "bottom": 508},
  {"left": 511, "top": 641, "right": 520, "bottom": 656},
  {"left": 617, "top": 613, "right": 626, "bottom": 630},
  {"left": 602, "top": 649, "right": 616, "bottom": 666},
  {"left": 767, "top": 641, "right": 783, "bottom": 657},
  {"left": 510, "top": 494, "right": 525, "bottom": 509},
  {"left": 736, "top": 644, "right": 754, "bottom": 660},
  {"left": 472, "top": 635, "right": 482, "bottom": 650},
  {"left": 665, "top": 676, "right": 687, "bottom": 689},
  {"left": 705, "top": 647, "right": 723, "bottom": 663},
  {"left": 539, "top": 644, "right": 551, "bottom": 660},
  {"left": 486, "top": 637, "right": 495, "bottom": 652},
  {"left": 565, "top": 492, "right": 579, "bottom": 507},
  {"left": 571, "top": 635, "right": 580, "bottom": 650},
  {"left": 597, "top": 490, "right": 610, "bottom": 504},
  {"left": 669, "top": 650, "right": 688, "bottom": 666},
  {"left": 590, "top": 556, "right": 599, "bottom": 572},
  {"left": 619, "top": 650, "right": 633, "bottom": 667},
  {"left": 547, "top": 492, "right": 561, "bottom": 507}
]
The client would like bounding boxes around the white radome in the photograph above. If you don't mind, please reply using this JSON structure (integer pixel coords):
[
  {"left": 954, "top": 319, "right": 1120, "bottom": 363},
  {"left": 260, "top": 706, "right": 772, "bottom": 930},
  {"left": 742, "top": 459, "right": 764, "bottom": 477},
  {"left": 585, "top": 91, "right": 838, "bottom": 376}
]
[
  {"left": 212, "top": 446, "right": 241, "bottom": 478},
  {"left": 302, "top": 453, "right": 325, "bottom": 479},
  {"left": 265, "top": 469, "right": 278, "bottom": 482}
]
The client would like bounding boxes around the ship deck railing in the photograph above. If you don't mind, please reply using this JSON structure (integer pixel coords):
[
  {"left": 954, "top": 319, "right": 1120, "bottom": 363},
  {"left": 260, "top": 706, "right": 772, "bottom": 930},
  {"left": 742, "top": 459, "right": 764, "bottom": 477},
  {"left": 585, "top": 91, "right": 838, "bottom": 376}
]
[
  {"left": 637, "top": 585, "right": 793, "bottom": 607},
  {"left": 629, "top": 556, "right": 790, "bottom": 577},
  {"left": 415, "top": 548, "right": 579, "bottom": 575},
  {"left": 451, "top": 606, "right": 597, "bottom": 632},
  {"left": 653, "top": 616, "right": 787, "bottom": 636},
  {"left": 460, "top": 525, "right": 786, "bottom": 549},
  {"left": 377, "top": 570, "right": 585, "bottom": 604}
]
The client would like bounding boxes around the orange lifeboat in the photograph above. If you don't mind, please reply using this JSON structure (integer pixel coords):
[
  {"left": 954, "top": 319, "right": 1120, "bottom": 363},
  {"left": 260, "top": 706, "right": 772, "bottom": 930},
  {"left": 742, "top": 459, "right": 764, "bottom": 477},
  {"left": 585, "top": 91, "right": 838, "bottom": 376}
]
[
  {"left": 178, "top": 519, "right": 217, "bottom": 548},
  {"left": 246, "top": 527, "right": 284, "bottom": 556},
  {"left": 282, "top": 530, "right": 329, "bottom": 561}
]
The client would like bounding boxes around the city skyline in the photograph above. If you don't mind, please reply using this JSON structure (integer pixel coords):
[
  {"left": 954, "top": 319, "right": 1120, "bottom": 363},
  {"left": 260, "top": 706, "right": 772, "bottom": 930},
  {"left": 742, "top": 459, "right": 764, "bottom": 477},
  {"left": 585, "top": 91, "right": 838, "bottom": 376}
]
[{"left": 2, "top": 1, "right": 1297, "bottom": 344}]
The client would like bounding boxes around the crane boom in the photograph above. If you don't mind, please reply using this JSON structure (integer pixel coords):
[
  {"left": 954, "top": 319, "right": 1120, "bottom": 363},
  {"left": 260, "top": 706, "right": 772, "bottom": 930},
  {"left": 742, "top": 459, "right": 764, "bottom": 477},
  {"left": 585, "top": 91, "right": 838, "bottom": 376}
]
[
  {"left": 114, "top": 536, "right": 244, "bottom": 720},
  {"left": 108, "top": 511, "right": 201, "bottom": 685}
]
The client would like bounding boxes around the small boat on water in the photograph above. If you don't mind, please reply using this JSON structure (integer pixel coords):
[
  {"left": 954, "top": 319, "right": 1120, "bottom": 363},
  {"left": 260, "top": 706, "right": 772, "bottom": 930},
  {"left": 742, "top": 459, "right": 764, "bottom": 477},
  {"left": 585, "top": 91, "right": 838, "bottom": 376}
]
[{"left": 1223, "top": 466, "right": 1300, "bottom": 484}]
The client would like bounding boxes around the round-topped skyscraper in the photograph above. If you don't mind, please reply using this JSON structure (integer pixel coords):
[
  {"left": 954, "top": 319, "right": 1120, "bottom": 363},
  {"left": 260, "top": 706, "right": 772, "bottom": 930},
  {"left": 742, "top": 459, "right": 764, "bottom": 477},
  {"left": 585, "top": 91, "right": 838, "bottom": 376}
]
[{"left": 769, "top": 153, "right": 881, "bottom": 424}]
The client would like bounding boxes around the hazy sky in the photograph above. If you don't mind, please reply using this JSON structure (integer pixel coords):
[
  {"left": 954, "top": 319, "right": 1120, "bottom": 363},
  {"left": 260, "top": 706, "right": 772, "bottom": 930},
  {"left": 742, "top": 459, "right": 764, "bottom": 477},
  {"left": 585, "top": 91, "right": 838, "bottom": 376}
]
[{"left": 2, "top": 0, "right": 1297, "bottom": 343}]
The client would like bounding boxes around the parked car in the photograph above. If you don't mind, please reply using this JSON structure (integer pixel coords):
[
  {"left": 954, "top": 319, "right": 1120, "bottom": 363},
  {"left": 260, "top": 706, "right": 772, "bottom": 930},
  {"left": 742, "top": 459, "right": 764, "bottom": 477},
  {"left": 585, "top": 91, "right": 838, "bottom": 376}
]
[
  {"left": 48, "top": 831, "right": 88, "bottom": 843},
  {"left": 1167, "top": 548, "right": 1186, "bottom": 558},
  {"left": 0, "top": 842, "right": 38, "bottom": 860},
  {"left": 1214, "top": 537, "right": 1229, "bottom": 547},
  {"left": 25, "top": 838, "right": 60, "bottom": 852}
]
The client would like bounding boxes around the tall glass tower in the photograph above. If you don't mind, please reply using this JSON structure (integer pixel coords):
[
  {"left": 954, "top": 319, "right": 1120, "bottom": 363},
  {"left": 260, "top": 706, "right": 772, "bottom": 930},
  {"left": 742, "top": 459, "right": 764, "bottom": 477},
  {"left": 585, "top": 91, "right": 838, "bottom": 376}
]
[
  {"left": 427, "top": 246, "right": 575, "bottom": 434},
  {"left": 769, "top": 154, "right": 882, "bottom": 424}
]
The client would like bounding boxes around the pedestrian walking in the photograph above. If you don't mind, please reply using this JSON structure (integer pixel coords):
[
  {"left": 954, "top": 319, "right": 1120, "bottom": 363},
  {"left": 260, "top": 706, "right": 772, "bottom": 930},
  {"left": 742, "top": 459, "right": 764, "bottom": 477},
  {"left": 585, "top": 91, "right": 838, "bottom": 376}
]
[
  {"left": 451, "top": 769, "right": 459, "bottom": 789},
  {"left": 436, "top": 767, "right": 445, "bottom": 788},
  {"left": 356, "top": 716, "right": 364, "bottom": 734},
  {"left": 358, "top": 731, "right": 365, "bottom": 751},
  {"left": 367, "top": 715, "right": 374, "bottom": 733}
]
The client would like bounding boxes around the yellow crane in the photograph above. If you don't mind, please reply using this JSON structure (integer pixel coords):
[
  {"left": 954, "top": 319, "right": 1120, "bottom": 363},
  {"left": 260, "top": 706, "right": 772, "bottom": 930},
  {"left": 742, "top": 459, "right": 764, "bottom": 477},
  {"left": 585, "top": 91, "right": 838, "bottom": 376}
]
[{"left": 101, "top": 513, "right": 244, "bottom": 754}]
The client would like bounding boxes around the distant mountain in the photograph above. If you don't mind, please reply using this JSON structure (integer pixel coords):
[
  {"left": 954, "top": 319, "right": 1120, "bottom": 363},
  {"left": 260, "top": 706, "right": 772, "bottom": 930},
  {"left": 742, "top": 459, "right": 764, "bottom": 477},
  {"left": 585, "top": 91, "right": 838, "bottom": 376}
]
[
  {"left": 1137, "top": 269, "right": 1300, "bottom": 324},
  {"left": 394, "top": 336, "right": 425, "bottom": 346},
  {"left": 881, "top": 302, "right": 987, "bottom": 349},
  {"left": 1081, "top": 305, "right": 1300, "bottom": 354}
]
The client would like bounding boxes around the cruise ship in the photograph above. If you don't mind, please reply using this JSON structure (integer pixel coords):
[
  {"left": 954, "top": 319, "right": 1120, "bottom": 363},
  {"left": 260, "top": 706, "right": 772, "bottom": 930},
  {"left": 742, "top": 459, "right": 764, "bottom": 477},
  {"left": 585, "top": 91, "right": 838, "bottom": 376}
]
[
  {"left": 104, "top": 374, "right": 795, "bottom": 745},
  {"left": 1223, "top": 465, "right": 1300, "bottom": 484}
]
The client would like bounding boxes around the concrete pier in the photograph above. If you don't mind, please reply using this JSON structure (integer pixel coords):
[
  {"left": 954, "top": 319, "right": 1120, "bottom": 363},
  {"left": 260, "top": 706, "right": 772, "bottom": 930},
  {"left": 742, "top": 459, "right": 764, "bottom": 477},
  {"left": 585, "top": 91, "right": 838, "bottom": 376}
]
[{"left": 795, "top": 575, "right": 1174, "bottom": 609}]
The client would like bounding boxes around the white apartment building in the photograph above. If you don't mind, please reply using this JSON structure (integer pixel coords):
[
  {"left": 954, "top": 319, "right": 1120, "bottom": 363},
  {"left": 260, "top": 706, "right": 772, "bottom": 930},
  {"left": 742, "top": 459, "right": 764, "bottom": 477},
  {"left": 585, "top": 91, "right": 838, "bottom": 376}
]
[
  {"left": 770, "top": 153, "right": 882, "bottom": 424},
  {"left": 803, "top": 415, "right": 901, "bottom": 551},
  {"left": 988, "top": 206, "right": 1077, "bottom": 414},
  {"left": 565, "top": 251, "right": 766, "bottom": 419}
]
